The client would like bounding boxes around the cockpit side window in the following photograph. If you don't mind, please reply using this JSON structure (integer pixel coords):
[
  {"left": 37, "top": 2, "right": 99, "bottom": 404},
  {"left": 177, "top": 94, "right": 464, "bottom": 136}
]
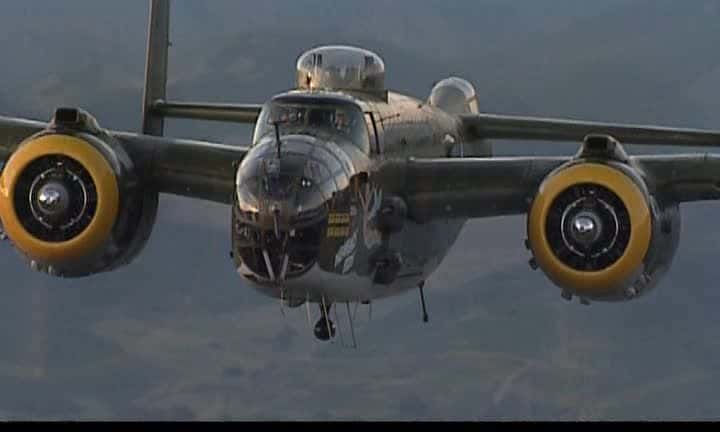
[{"left": 252, "top": 100, "right": 370, "bottom": 154}]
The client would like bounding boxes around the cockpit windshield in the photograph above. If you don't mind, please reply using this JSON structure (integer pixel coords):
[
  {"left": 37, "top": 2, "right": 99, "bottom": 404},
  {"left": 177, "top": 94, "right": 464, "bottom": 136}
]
[{"left": 253, "top": 99, "right": 369, "bottom": 153}]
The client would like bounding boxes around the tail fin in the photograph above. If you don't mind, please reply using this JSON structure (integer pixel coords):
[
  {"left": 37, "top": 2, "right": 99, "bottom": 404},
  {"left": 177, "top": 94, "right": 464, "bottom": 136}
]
[
  {"left": 142, "top": 0, "right": 171, "bottom": 136},
  {"left": 140, "top": 0, "right": 261, "bottom": 131}
]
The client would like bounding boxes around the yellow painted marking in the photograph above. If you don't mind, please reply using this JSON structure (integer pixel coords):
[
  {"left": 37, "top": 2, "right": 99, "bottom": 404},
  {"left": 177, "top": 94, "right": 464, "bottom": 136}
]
[
  {"left": 527, "top": 163, "right": 652, "bottom": 296},
  {"left": 328, "top": 212, "right": 351, "bottom": 225},
  {"left": 0, "top": 134, "right": 119, "bottom": 264},
  {"left": 326, "top": 226, "right": 351, "bottom": 238}
]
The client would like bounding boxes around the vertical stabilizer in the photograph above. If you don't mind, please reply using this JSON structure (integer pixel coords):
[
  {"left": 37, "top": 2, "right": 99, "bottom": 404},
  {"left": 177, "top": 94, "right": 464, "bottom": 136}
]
[{"left": 142, "top": 0, "right": 170, "bottom": 136}]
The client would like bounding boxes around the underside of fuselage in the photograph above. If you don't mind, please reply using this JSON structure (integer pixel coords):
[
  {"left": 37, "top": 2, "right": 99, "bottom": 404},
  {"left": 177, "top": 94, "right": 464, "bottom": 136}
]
[{"left": 235, "top": 207, "right": 466, "bottom": 306}]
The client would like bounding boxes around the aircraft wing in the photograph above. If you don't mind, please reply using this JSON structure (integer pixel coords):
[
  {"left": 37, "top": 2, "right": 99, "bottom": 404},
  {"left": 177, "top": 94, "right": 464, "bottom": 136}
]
[
  {"left": 461, "top": 113, "right": 720, "bottom": 147},
  {"left": 392, "top": 153, "right": 720, "bottom": 223},
  {"left": 382, "top": 156, "right": 569, "bottom": 223},
  {"left": 0, "top": 116, "right": 46, "bottom": 159},
  {"left": 631, "top": 153, "right": 720, "bottom": 203},
  {"left": 0, "top": 115, "right": 248, "bottom": 205}
]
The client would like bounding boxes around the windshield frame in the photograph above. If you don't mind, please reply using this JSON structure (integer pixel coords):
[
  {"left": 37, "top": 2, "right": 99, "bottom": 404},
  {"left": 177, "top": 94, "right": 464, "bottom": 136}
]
[{"left": 252, "top": 96, "right": 370, "bottom": 154}]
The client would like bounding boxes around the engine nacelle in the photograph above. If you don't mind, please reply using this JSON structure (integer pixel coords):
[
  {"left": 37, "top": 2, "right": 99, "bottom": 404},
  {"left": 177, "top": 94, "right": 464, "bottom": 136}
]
[
  {"left": 0, "top": 109, "right": 157, "bottom": 277},
  {"left": 527, "top": 160, "right": 680, "bottom": 301}
]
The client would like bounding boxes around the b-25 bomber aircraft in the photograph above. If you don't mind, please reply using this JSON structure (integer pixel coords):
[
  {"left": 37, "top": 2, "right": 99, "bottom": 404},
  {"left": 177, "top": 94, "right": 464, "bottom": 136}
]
[{"left": 3, "top": 0, "right": 720, "bottom": 343}]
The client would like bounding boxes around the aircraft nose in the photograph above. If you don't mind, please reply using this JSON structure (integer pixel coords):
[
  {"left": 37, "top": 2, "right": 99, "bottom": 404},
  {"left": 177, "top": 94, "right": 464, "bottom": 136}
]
[
  {"left": 235, "top": 146, "right": 332, "bottom": 233},
  {"left": 233, "top": 136, "right": 356, "bottom": 283}
]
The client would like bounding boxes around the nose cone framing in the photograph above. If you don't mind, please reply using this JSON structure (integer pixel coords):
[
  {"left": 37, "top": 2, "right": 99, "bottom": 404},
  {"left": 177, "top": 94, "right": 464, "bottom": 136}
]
[{"left": 233, "top": 135, "right": 354, "bottom": 283}]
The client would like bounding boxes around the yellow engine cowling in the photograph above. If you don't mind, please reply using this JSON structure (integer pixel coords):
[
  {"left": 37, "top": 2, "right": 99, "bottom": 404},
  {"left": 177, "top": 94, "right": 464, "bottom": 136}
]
[
  {"left": 0, "top": 134, "right": 119, "bottom": 266},
  {"left": 0, "top": 128, "right": 157, "bottom": 277},
  {"left": 527, "top": 162, "right": 654, "bottom": 300}
]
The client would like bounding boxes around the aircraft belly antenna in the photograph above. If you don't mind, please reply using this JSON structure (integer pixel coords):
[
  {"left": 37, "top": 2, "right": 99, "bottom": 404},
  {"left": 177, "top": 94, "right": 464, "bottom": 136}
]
[
  {"left": 346, "top": 302, "right": 358, "bottom": 349},
  {"left": 305, "top": 291, "right": 313, "bottom": 333},
  {"left": 352, "top": 300, "right": 360, "bottom": 323},
  {"left": 418, "top": 281, "right": 429, "bottom": 323},
  {"left": 321, "top": 295, "right": 334, "bottom": 344},
  {"left": 280, "top": 288, "right": 286, "bottom": 318},
  {"left": 333, "top": 302, "right": 346, "bottom": 347}
]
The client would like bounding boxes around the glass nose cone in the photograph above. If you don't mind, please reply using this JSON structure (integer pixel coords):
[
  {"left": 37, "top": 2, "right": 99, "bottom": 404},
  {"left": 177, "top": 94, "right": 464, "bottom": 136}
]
[
  {"left": 233, "top": 140, "right": 339, "bottom": 282},
  {"left": 235, "top": 145, "right": 332, "bottom": 232}
]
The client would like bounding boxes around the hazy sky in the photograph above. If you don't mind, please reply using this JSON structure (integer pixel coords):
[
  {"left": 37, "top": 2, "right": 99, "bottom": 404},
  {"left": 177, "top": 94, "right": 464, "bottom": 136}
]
[{"left": 1, "top": 0, "right": 720, "bottom": 420}]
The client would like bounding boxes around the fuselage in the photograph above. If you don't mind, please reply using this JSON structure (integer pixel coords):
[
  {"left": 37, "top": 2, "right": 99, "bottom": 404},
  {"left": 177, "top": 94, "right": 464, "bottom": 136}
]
[{"left": 231, "top": 84, "right": 490, "bottom": 306}]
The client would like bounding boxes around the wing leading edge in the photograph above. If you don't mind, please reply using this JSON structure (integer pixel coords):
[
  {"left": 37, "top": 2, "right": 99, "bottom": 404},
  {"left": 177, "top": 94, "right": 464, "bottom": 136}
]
[
  {"left": 0, "top": 116, "right": 46, "bottom": 159},
  {"left": 378, "top": 157, "right": 569, "bottom": 223},
  {"left": 389, "top": 153, "right": 720, "bottom": 224},
  {"left": 6, "top": 113, "right": 720, "bottom": 219},
  {"left": 0, "top": 115, "right": 248, "bottom": 205},
  {"left": 462, "top": 113, "right": 720, "bottom": 148}
]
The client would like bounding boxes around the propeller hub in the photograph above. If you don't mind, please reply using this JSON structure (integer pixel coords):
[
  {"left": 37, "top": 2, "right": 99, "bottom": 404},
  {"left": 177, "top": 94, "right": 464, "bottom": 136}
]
[
  {"left": 36, "top": 182, "right": 70, "bottom": 215},
  {"left": 570, "top": 211, "right": 602, "bottom": 246}
]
